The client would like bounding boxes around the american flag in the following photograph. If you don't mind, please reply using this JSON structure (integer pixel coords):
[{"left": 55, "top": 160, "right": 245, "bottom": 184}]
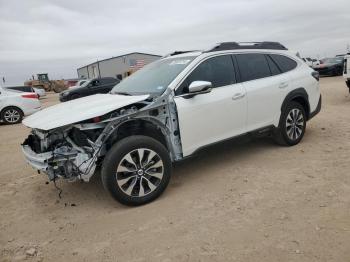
[{"left": 130, "top": 59, "right": 145, "bottom": 71}]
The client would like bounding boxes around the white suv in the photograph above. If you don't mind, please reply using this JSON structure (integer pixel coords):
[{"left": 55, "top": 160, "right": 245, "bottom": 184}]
[{"left": 21, "top": 42, "right": 321, "bottom": 205}]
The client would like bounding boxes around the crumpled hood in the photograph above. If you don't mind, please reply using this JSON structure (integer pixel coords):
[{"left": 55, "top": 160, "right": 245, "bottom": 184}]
[{"left": 22, "top": 93, "right": 149, "bottom": 130}]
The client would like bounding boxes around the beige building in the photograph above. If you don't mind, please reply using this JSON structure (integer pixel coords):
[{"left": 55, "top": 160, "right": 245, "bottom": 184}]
[{"left": 77, "top": 52, "right": 161, "bottom": 80}]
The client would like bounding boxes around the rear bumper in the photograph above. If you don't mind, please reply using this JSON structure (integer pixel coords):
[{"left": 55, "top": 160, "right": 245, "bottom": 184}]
[
  {"left": 309, "top": 95, "right": 321, "bottom": 120},
  {"left": 314, "top": 67, "right": 335, "bottom": 75}
]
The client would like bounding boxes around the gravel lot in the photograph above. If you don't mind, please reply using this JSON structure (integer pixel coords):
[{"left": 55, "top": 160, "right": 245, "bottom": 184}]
[{"left": 1, "top": 76, "right": 350, "bottom": 262}]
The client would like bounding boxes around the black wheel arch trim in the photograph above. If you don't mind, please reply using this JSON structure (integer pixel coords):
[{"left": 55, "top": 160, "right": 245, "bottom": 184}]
[
  {"left": 309, "top": 94, "right": 322, "bottom": 120},
  {"left": 281, "top": 88, "right": 310, "bottom": 119}
]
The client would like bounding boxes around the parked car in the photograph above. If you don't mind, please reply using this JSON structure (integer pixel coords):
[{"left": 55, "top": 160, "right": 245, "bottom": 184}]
[
  {"left": 343, "top": 54, "right": 350, "bottom": 92},
  {"left": 68, "top": 79, "right": 90, "bottom": 90},
  {"left": 21, "top": 41, "right": 321, "bottom": 205},
  {"left": 0, "top": 87, "right": 41, "bottom": 124},
  {"left": 302, "top": 57, "right": 320, "bottom": 67},
  {"left": 313, "top": 57, "right": 345, "bottom": 76},
  {"left": 33, "top": 88, "right": 46, "bottom": 98},
  {"left": 5, "top": 85, "right": 46, "bottom": 98},
  {"left": 59, "top": 77, "right": 120, "bottom": 102}
]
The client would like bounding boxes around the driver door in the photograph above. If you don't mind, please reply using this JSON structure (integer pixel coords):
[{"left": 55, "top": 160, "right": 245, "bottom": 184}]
[{"left": 174, "top": 55, "right": 247, "bottom": 157}]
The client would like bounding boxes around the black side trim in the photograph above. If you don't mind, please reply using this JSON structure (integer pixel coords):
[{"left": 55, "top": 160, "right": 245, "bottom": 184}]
[
  {"left": 281, "top": 88, "right": 310, "bottom": 118},
  {"left": 309, "top": 95, "right": 322, "bottom": 120}
]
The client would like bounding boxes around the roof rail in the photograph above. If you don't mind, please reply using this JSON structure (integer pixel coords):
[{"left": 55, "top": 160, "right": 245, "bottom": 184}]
[{"left": 206, "top": 42, "right": 288, "bottom": 52}]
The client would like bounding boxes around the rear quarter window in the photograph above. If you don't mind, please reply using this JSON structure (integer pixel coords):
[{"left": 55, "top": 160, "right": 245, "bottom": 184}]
[{"left": 269, "top": 54, "right": 298, "bottom": 73}]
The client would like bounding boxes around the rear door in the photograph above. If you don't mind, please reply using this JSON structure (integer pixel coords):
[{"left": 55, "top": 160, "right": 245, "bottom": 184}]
[
  {"left": 96, "top": 78, "right": 117, "bottom": 93},
  {"left": 174, "top": 55, "right": 247, "bottom": 157},
  {"left": 235, "top": 53, "right": 290, "bottom": 131}
]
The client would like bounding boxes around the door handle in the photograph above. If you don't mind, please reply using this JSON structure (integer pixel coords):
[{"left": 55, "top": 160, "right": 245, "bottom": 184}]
[
  {"left": 232, "top": 93, "right": 245, "bottom": 100},
  {"left": 279, "top": 82, "right": 289, "bottom": 89}
]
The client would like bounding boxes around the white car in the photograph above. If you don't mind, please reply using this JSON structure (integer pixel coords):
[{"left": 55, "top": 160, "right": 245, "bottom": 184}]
[
  {"left": 21, "top": 41, "right": 321, "bottom": 206},
  {"left": 33, "top": 87, "right": 46, "bottom": 98},
  {"left": 0, "top": 87, "right": 41, "bottom": 124},
  {"left": 343, "top": 54, "right": 350, "bottom": 92},
  {"left": 302, "top": 57, "right": 320, "bottom": 67},
  {"left": 5, "top": 85, "right": 46, "bottom": 98}
]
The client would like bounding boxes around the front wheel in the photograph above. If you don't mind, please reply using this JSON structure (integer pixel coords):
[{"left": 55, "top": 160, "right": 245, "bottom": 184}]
[
  {"left": 101, "top": 135, "right": 172, "bottom": 206},
  {"left": 274, "top": 102, "right": 306, "bottom": 146}
]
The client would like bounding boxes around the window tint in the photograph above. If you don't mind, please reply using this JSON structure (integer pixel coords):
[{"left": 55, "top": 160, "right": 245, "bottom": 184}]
[
  {"left": 269, "top": 54, "right": 297, "bottom": 73},
  {"left": 176, "top": 55, "right": 235, "bottom": 95},
  {"left": 100, "top": 78, "right": 111, "bottom": 84},
  {"left": 266, "top": 55, "right": 281, "bottom": 76},
  {"left": 236, "top": 54, "right": 271, "bottom": 81}
]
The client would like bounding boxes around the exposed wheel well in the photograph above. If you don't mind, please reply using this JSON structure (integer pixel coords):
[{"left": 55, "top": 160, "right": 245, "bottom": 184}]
[
  {"left": 291, "top": 96, "right": 310, "bottom": 119},
  {"left": 282, "top": 88, "right": 310, "bottom": 120},
  {"left": 106, "top": 119, "right": 168, "bottom": 151}
]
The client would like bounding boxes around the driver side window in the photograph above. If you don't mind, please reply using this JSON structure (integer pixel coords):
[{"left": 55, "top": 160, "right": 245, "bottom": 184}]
[{"left": 175, "top": 55, "right": 236, "bottom": 95}]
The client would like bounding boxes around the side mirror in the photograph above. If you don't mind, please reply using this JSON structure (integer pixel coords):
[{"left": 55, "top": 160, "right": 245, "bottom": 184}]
[{"left": 188, "top": 81, "right": 212, "bottom": 94}]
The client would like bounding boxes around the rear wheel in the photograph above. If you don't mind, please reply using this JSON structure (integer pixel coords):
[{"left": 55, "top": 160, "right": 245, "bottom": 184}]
[
  {"left": 274, "top": 102, "right": 306, "bottom": 146},
  {"left": 101, "top": 135, "right": 172, "bottom": 206},
  {"left": 1, "top": 107, "right": 23, "bottom": 124}
]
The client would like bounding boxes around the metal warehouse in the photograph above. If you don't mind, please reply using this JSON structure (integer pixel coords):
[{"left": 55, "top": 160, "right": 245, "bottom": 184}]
[{"left": 77, "top": 52, "right": 161, "bottom": 80}]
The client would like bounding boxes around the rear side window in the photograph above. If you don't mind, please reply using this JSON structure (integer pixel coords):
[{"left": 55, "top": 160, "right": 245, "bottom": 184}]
[
  {"left": 266, "top": 55, "right": 281, "bottom": 76},
  {"left": 176, "top": 55, "right": 236, "bottom": 95},
  {"left": 236, "top": 54, "right": 271, "bottom": 81},
  {"left": 269, "top": 54, "right": 297, "bottom": 73}
]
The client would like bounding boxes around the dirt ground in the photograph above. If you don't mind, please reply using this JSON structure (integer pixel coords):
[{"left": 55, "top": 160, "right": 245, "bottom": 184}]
[{"left": 1, "top": 76, "right": 350, "bottom": 262}]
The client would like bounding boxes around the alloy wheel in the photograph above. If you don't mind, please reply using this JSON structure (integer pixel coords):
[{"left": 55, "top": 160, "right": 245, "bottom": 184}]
[
  {"left": 116, "top": 148, "right": 164, "bottom": 197},
  {"left": 285, "top": 108, "right": 304, "bottom": 141},
  {"left": 4, "top": 109, "right": 21, "bottom": 123}
]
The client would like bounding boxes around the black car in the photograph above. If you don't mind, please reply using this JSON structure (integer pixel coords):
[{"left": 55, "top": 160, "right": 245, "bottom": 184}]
[
  {"left": 313, "top": 57, "right": 344, "bottom": 76},
  {"left": 59, "top": 77, "right": 120, "bottom": 102}
]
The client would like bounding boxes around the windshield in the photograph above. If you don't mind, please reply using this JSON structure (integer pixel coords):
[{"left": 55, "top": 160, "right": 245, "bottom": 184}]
[
  {"left": 80, "top": 79, "right": 92, "bottom": 87},
  {"left": 321, "top": 57, "right": 343, "bottom": 64},
  {"left": 111, "top": 56, "right": 195, "bottom": 95}
]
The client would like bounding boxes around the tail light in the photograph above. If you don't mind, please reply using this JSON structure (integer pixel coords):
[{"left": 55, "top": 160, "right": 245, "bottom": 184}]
[
  {"left": 22, "top": 93, "right": 38, "bottom": 99},
  {"left": 312, "top": 71, "right": 320, "bottom": 81}
]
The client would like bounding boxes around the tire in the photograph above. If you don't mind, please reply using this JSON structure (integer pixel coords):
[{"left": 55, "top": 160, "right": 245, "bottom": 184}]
[
  {"left": 274, "top": 101, "right": 306, "bottom": 146},
  {"left": 1, "top": 107, "right": 23, "bottom": 124},
  {"left": 346, "top": 80, "right": 350, "bottom": 89},
  {"left": 101, "top": 135, "right": 172, "bottom": 206}
]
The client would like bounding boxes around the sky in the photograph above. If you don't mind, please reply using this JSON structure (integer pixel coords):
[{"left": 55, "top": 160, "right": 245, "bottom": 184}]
[{"left": 0, "top": 0, "right": 349, "bottom": 86}]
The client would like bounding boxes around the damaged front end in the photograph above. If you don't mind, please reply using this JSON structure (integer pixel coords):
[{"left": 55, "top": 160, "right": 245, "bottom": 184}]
[
  {"left": 22, "top": 126, "right": 101, "bottom": 182},
  {"left": 21, "top": 90, "right": 182, "bottom": 182}
]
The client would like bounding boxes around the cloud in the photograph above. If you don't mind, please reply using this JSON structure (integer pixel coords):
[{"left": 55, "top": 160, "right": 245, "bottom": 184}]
[{"left": 0, "top": 0, "right": 349, "bottom": 85}]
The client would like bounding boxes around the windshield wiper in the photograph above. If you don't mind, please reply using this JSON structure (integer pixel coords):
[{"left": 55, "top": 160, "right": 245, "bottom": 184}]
[{"left": 114, "top": 91, "right": 132, "bottom": 96}]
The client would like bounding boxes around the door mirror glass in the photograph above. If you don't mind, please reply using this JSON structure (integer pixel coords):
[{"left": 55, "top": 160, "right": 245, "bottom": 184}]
[{"left": 188, "top": 81, "right": 212, "bottom": 94}]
